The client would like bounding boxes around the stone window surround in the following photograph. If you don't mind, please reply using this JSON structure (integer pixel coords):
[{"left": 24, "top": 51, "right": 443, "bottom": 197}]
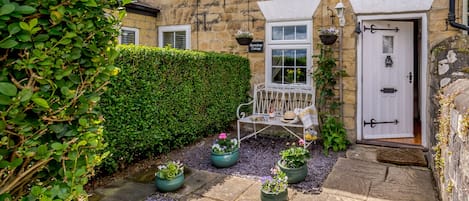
[
  {"left": 119, "top": 27, "right": 139, "bottom": 45},
  {"left": 265, "top": 20, "right": 312, "bottom": 89},
  {"left": 464, "top": 0, "right": 469, "bottom": 30},
  {"left": 158, "top": 25, "right": 191, "bottom": 49}
]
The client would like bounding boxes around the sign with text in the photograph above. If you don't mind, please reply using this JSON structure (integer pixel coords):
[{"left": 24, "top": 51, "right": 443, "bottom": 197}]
[{"left": 248, "top": 41, "right": 264, "bottom": 52}]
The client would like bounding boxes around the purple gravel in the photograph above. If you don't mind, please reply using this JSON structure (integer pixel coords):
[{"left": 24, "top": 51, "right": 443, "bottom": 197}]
[{"left": 146, "top": 133, "right": 344, "bottom": 200}]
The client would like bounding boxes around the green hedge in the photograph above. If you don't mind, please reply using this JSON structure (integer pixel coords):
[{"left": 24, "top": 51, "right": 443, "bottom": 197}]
[
  {"left": 0, "top": 0, "right": 126, "bottom": 200},
  {"left": 100, "top": 46, "right": 251, "bottom": 172}
]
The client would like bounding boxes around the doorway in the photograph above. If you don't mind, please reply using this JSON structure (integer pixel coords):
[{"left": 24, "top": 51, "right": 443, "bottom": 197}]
[{"left": 357, "top": 15, "right": 427, "bottom": 148}]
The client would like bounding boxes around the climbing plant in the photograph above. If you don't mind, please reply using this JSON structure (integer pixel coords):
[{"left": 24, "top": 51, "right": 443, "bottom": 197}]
[
  {"left": 0, "top": 0, "right": 128, "bottom": 200},
  {"left": 313, "top": 44, "right": 349, "bottom": 154}
]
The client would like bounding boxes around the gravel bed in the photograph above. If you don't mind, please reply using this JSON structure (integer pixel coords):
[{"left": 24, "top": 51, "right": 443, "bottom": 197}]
[{"left": 146, "top": 133, "right": 344, "bottom": 200}]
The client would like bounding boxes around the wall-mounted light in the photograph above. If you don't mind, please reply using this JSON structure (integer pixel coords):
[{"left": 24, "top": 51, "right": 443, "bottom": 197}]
[{"left": 335, "top": 1, "right": 345, "bottom": 27}]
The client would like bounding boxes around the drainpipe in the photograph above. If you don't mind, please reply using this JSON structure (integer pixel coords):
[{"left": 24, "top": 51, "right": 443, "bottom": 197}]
[{"left": 448, "top": 0, "right": 469, "bottom": 31}]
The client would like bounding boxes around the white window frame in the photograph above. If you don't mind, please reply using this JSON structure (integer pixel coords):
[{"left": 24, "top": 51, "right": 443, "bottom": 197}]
[
  {"left": 158, "top": 25, "right": 191, "bottom": 49},
  {"left": 265, "top": 20, "right": 312, "bottom": 88},
  {"left": 119, "top": 27, "right": 139, "bottom": 45}
]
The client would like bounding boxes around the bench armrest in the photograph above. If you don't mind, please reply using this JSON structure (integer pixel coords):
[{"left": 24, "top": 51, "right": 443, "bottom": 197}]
[{"left": 236, "top": 100, "right": 254, "bottom": 119}]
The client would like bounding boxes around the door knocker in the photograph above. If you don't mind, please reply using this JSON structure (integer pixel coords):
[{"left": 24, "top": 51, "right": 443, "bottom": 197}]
[{"left": 385, "top": 55, "right": 393, "bottom": 67}]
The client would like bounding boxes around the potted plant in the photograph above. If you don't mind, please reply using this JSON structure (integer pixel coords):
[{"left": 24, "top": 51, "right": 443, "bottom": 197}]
[
  {"left": 260, "top": 167, "right": 289, "bottom": 201},
  {"left": 235, "top": 30, "right": 253, "bottom": 45},
  {"left": 211, "top": 132, "right": 239, "bottom": 168},
  {"left": 155, "top": 160, "right": 184, "bottom": 192},
  {"left": 277, "top": 140, "right": 310, "bottom": 183},
  {"left": 318, "top": 27, "right": 338, "bottom": 45}
]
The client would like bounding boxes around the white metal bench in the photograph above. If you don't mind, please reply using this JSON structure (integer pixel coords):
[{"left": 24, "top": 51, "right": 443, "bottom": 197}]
[{"left": 236, "top": 83, "right": 318, "bottom": 148}]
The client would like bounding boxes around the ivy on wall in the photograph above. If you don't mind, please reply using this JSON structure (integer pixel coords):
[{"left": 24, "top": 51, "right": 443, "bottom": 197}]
[{"left": 99, "top": 46, "right": 251, "bottom": 172}]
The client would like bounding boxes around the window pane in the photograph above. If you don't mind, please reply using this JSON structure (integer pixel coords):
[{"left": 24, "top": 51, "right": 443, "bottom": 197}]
[
  {"left": 296, "top": 25, "right": 307, "bottom": 40},
  {"left": 174, "top": 31, "right": 186, "bottom": 49},
  {"left": 383, "top": 36, "right": 394, "bottom": 53},
  {"left": 297, "top": 68, "right": 307, "bottom": 84},
  {"left": 296, "top": 49, "right": 307, "bottom": 66},
  {"left": 284, "top": 50, "right": 295, "bottom": 66},
  {"left": 284, "top": 26, "right": 295, "bottom": 40},
  {"left": 121, "top": 30, "right": 135, "bottom": 44},
  {"left": 285, "top": 68, "right": 295, "bottom": 83},
  {"left": 163, "top": 32, "right": 174, "bottom": 47},
  {"left": 272, "top": 68, "right": 283, "bottom": 83},
  {"left": 272, "top": 27, "right": 283, "bottom": 40},
  {"left": 272, "top": 49, "right": 283, "bottom": 66}
]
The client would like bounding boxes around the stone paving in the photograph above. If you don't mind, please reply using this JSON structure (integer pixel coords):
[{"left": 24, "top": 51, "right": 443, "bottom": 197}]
[{"left": 90, "top": 145, "right": 440, "bottom": 201}]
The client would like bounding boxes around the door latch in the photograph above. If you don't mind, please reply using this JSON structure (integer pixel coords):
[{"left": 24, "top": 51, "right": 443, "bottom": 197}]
[{"left": 406, "top": 72, "right": 412, "bottom": 83}]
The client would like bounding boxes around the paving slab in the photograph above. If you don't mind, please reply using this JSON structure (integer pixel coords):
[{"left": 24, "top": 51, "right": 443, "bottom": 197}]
[
  {"left": 235, "top": 181, "right": 261, "bottom": 201},
  {"left": 95, "top": 181, "right": 155, "bottom": 201},
  {"left": 290, "top": 191, "right": 328, "bottom": 201},
  {"left": 196, "top": 176, "right": 255, "bottom": 201},
  {"left": 346, "top": 145, "right": 379, "bottom": 163},
  {"left": 181, "top": 195, "right": 219, "bottom": 201},
  {"left": 385, "top": 166, "right": 434, "bottom": 189},
  {"left": 322, "top": 170, "right": 371, "bottom": 200},
  {"left": 331, "top": 158, "right": 388, "bottom": 183},
  {"left": 325, "top": 194, "right": 366, "bottom": 201},
  {"left": 367, "top": 181, "right": 438, "bottom": 201},
  {"left": 376, "top": 148, "right": 427, "bottom": 167},
  {"left": 162, "top": 169, "right": 221, "bottom": 199}
]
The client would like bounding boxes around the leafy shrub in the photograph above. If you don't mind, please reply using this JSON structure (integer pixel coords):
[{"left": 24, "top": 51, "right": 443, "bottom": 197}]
[
  {"left": 322, "top": 116, "right": 349, "bottom": 155},
  {"left": 100, "top": 46, "right": 251, "bottom": 172},
  {"left": 0, "top": 0, "right": 126, "bottom": 200}
]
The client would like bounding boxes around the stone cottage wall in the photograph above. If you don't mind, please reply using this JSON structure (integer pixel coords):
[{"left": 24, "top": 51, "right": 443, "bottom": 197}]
[
  {"left": 437, "top": 79, "right": 469, "bottom": 201},
  {"left": 429, "top": 35, "right": 469, "bottom": 201}
]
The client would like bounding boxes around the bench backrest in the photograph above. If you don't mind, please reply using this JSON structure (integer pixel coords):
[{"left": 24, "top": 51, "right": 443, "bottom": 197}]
[{"left": 252, "top": 84, "right": 315, "bottom": 115}]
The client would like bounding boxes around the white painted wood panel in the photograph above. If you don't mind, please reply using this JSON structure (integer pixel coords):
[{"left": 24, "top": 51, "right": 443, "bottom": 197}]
[{"left": 362, "top": 21, "right": 413, "bottom": 139}]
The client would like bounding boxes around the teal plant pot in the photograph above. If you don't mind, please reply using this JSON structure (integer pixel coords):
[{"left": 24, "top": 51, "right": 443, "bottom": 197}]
[
  {"left": 211, "top": 149, "right": 240, "bottom": 168},
  {"left": 260, "top": 189, "right": 288, "bottom": 201},
  {"left": 155, "top": 172, "right": 184, "bottom": 192},
  {"left": 277, "top": 160, "right": 307, "bottom": 184}
]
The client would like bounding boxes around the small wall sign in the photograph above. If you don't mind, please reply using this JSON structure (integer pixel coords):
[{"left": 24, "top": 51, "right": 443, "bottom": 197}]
[{"left": 248, "top": 41, "right": 264, "bottom": 52}]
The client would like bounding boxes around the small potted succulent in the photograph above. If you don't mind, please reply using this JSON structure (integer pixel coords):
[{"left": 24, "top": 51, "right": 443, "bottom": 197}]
[
  {"left": 318, "top": 27, "right": 339, "bottom": 45},
  {"left": 211, "top": 132, "right": 239, "bottom": 168},
  {"left": 235, "top": 30, "right": 253, "bottom": 45},
  {"left": 155, "top": 160, "right": 184, "bottom": 192},
  {"left": 260, "top": 167, "right": 289, "bottom": 201},
  {"left": 277, "top": 140, "right": 310, "bottom": 183}
]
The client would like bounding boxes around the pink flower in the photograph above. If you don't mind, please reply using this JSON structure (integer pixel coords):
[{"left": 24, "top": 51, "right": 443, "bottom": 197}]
[
  {"left": 219, "top": 133, "right": 227, "bottom": 140},
  {"left": 298, "top": 139, "right": 305, "bottom": 146}
]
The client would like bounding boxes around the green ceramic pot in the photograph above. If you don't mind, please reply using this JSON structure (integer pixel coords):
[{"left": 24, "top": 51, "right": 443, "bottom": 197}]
[
  {"left": 260, "top": 189, "right": 288, "bottom": 201},
  {"left": 211, "top": 148, "right": 239, "bottom": 168},
  {"left": 277, "top": 160, "right": 307, "bottom": 184},
  {"left": 155, "top": 171, "right": 184, "bottom": 192}
]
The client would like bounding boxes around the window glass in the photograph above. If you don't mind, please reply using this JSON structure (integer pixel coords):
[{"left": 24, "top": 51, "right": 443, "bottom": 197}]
[
  {"left": 284, "top": 26, "right": 295, "bottom": 40},
  {"left": 120, "top": 29, "right": 137, "bottom": 44},
  {"left": 270, "top": 49, "right": 308, "bottom": 84},
  {"left": 296, "top": 26, "right": 307, "bottom": 40},
  {"left": 159, "top": 25, "right": 191, "bottom": 49},
  {"left": 272, "top": 27, "right": 283, "bottom": 40}
]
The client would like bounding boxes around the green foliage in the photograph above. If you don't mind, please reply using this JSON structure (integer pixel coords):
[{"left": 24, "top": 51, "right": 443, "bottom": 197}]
[
  {"left": 279, "top": 146, "right": 310, "bottom": 168},
  {"left": 0, "top": 0, "right": 125, "bottom": 200},
  {"left": 322, "top": 116, "right": 349, "bottom": 155},
  {"left": 313, "top": 44, "right": 348, "bottom": 155},
  {"left": 261, "top": 167, "right": 288, "bottom": 193},
  {"left": 100, "top": 45, "right": 251, "bottom": 173},
  {"left": 211, "top": 133, "right": 238, "bottom": 154},
  {"left": 156, "top": 161, "right": 183, "bottom": 180}
]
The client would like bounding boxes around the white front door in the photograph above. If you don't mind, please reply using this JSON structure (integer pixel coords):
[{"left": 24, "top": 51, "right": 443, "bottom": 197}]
[{"left": 362, "top": 21, "right": 414, "bottom": 139}]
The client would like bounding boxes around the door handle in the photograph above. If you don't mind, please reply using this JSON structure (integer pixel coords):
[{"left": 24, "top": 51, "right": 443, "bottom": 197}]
[{"left": 406, "top": 72, "right": 412, "bottom": 84}]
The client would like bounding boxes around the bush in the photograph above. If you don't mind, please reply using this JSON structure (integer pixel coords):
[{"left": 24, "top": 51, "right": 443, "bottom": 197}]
[
  {"left": 0, "top": 0, "right": 126, "bottom": 200},
  {"left": 100, "top": 46, "right": 251, "bottom": 172}
]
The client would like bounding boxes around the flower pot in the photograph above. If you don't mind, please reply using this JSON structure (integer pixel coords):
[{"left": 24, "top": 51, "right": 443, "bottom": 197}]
[
  {"left": 319, "top": 34, "right": 338, "bottom": 45},
  {"left": 155, "top": 172, "right": 184, "bottom": 192},
  {"left": 277, "top": 160, "right": 307, "bottom": 184},
  {"left": 211, "top": 148, "right": 239, "bottom": 168},
  {"left": 236, "top": 38, "right": 253, "bottom": 45},
  {"left": 260, "top": 189, "right": 288, "bottom": 201}
]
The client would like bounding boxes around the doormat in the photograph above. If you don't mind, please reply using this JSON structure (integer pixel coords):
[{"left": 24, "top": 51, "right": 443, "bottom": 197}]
[{"left": 376, "top": 148, "right": 427, "bottom": 167}]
